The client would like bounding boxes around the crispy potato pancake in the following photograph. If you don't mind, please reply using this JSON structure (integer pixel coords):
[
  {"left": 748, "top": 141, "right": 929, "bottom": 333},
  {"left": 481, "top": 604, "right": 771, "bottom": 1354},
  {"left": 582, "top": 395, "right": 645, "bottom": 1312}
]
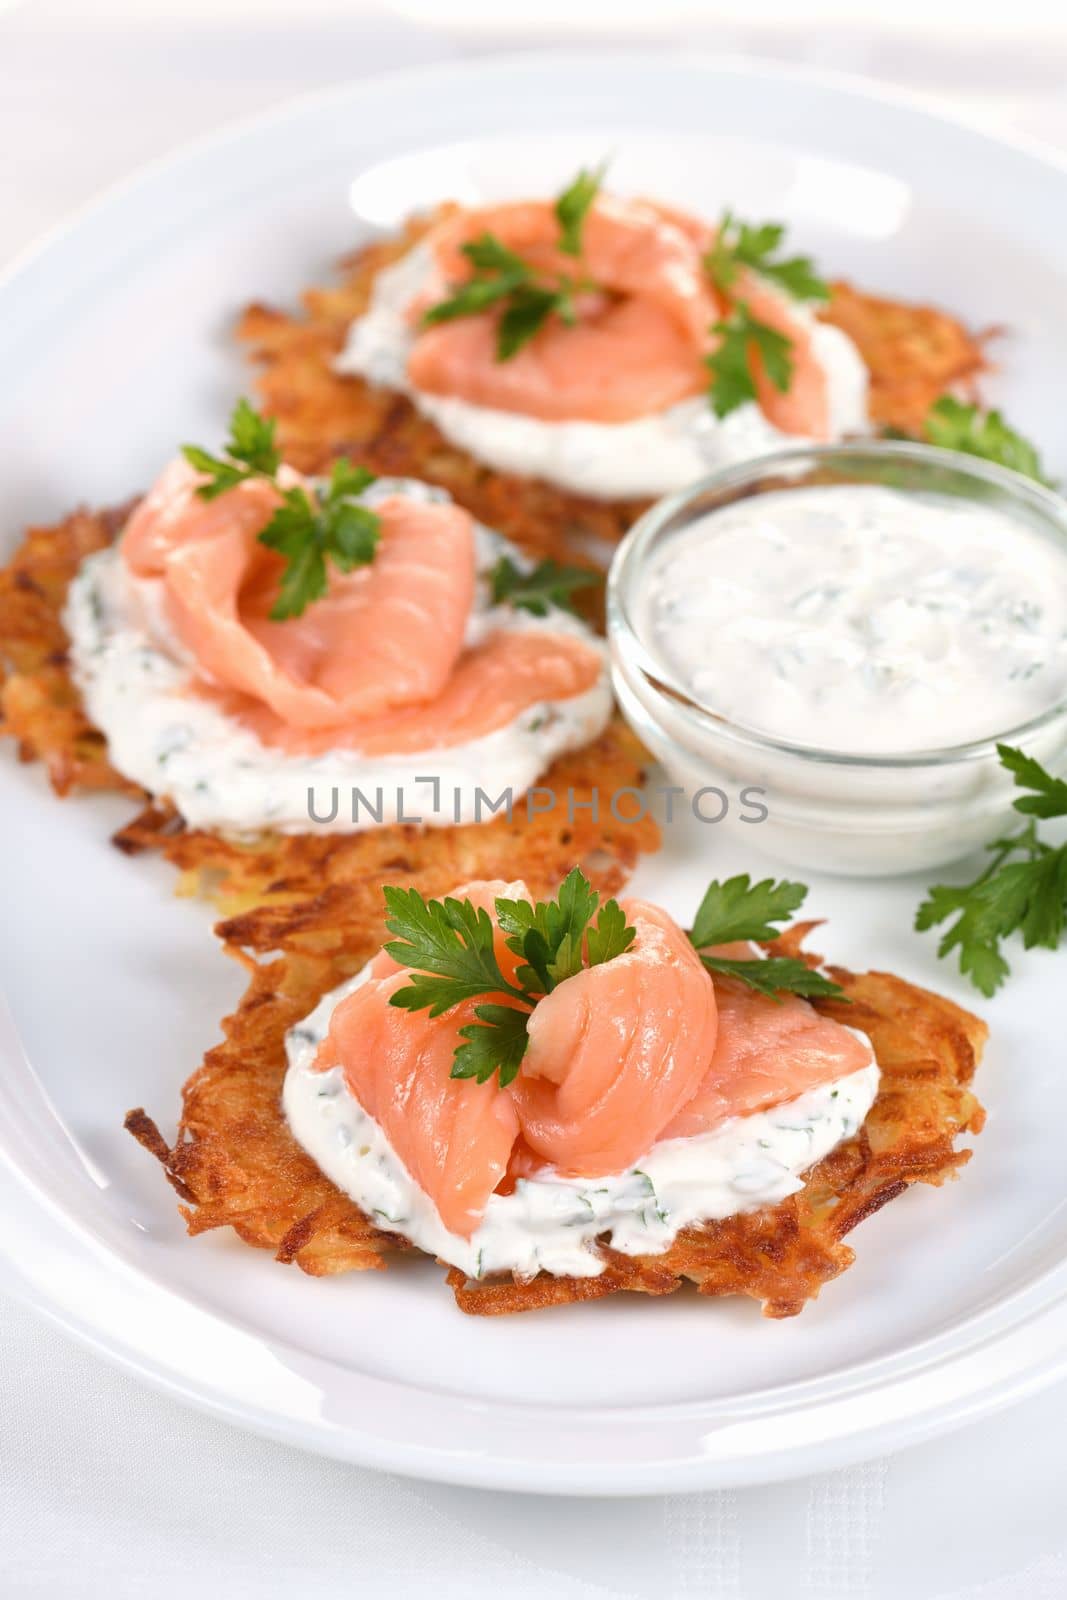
[
  {"left": 126, "top": 916, "right": 986, "bottom": 1318},
  {"left": 822, "top": 281, "right": 990, "bottom": 434},
  {"left": 237, "top": 211, "right": 986, "bottom": 560},
  {"left": 0, "top": 503, "right": 659, "bottom": 914}
]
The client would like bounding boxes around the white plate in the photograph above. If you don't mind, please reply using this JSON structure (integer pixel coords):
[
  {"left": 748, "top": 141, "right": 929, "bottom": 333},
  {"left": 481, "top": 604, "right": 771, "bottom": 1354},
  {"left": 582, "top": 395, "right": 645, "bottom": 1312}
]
[{"left": 2, "top": 52, "right": 1067, "bottom": 1495}]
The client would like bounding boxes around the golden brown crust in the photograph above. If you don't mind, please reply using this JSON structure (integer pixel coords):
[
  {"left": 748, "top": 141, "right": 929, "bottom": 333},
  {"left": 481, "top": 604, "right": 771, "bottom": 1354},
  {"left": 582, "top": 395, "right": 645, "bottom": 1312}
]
[
  {"left": 128, "top": 949, "right": 404, "bottom": 1275},
  {"left": 0, "top": 502, "right": 658, "bottom": 915},
  {"left": 128, "top": 916, "right": 987, "bottom": 1318},
  {"left": 236, "top": 214, "right": 987, "bottom": 559},
  {"left": 0, "top": 504, "right": 142, "bottom": 797},
  {"left": 821, "top": 280, "right": 988, "bottom": 434}
]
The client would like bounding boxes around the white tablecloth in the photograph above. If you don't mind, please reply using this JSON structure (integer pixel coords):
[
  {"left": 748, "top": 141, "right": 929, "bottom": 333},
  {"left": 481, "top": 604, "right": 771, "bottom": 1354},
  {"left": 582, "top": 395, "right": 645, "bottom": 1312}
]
[{"left": 4, "top": 7, "right": 1067, "bottom": 1595}]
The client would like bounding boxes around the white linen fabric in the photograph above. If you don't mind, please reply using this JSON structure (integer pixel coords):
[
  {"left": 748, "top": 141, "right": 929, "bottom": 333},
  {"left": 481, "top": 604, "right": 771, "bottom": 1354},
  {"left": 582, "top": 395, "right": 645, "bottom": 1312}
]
[
  {"left": 4, "top": 7, "right": 1067, "bottom": 1597},
  {"left": 4, "top": 1292, "right": 1067, "bottom": 1599}
]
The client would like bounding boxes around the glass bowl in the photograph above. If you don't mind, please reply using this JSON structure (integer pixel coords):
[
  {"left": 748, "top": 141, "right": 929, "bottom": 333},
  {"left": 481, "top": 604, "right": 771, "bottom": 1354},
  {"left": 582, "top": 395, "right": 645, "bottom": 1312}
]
[{"left": 606, "top": 442, "right": 1067, "bottom": 877}]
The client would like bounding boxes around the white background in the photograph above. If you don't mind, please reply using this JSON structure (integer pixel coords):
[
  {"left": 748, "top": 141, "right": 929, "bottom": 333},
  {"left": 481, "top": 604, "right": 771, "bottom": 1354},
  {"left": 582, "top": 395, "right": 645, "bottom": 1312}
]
[{"left": 4, "top": 3, "right": 1067, "bottom": 1596}]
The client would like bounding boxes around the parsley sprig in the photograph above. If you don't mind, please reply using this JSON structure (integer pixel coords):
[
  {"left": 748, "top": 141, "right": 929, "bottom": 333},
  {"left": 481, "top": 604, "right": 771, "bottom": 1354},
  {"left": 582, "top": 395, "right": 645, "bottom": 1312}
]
[
  {"left": 916, "top": 745, "right": 1067, "bottom": 996},
  {"left": 706, "top": 303, "right": 794, "bottom": 419},
  {"left": 182, "top": 397, "right": 281, "bottom": 494},
  {"left": 421, "top": 165, "right": 605, "bottom": 361},
  {"left": 688, "top": 874, "right": 846, "bottom": 1001},
  {"left": 383, "top": 868, "right": 845, "bottom": 1090},
  {"left": 705, "top": 211, "right": 829, "bottom": 304},
  {"left": 916, "top": 396, "right": 1050, "bottom": 487},
  {"left": 702, "top": 213, "right": 829, "bottom": 419},
  {"left": 555, "top": 163, "right": 605, "bottom": 256},
  {"left": 182, "top": 400, "right": 380, "bottom": 620},
  {"left": 259, "top": 460, "right": 381, "bottom": 621},
  {"left": 383, "top": 869, "right": 636, "bottom": 1086},
  {"left": 488, "top": 554, "right": 601, "bottom": 617}
]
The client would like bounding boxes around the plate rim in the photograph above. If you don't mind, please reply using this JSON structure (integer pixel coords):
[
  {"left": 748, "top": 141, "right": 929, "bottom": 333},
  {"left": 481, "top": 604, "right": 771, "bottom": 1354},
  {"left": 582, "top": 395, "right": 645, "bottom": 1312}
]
[
  {"left": 3, "top": 47, "right": 1067, "bottom": 1493},
  {"left": 5, "top": 44, "right": 1067, "bottom": 302}
]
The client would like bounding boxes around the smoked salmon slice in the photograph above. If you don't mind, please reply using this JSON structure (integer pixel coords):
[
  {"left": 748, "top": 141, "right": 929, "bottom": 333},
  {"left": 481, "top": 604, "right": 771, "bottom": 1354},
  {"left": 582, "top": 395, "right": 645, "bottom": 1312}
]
[
  {"left": 509, "top": 899, "right": 719, "bottom": 1176},
  {"left": 124, "top": 460, "right": 475, "bottom": 728},
  {"left": 406, "top": 196, "right": 835, "bottom": 436},
  {"left": 313, "top": 882, "right": 526, "bottom": 1237},
  {"left": 732, "top": 269, "right": 834, "bottom": 440},
  {"left": 123, "top": 458, "right": 284, "bottom": 579},
  {"left": 408, "top": 197, "right": 716, "bottom": 423},
  {"left": 119, "top": 458, "right": 601, "bottom": 753},
  {"left": 664, "top": 976, "right": 873, "bottom": 1141},
  {"left": 224, "top": 628, "right": 602, "bottom": 756}
]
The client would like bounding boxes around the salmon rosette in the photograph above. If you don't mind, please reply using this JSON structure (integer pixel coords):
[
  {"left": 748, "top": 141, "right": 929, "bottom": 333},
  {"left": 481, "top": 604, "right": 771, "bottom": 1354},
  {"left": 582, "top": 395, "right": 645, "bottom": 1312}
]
[
  {"left": 283, "top": 873, "right": 881, "bottom": 1282},
  {"left": 63, "top": 432, "right": 611, "bottom": 836},
  {"left": 337, "top": 177, "right": 870, "bottom": 502}
]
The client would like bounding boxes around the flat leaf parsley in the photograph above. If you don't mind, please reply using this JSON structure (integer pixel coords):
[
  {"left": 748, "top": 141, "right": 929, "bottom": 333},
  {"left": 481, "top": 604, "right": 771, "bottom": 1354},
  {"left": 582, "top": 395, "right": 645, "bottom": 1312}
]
[
  {"left": 918, "top": 396, "right": 1050, "bottom": 487},
  {"left": 916, "top": 745, "right": 1067, "bottom": 996},
  {"left": 704, "top": 210, "right": 829, "bottom": 304},
  {"left": 182, "top": 401, "right": 380, "bottom": 620},
  {"left": 706, "top": 303, "right": 794, "bottom": 419},
  {"left": 182, "top": 396, "right": 281, "bottom": 495},
  {"left": 703, "top": 212, "right": 829, "bottom": 420},
  {"left": 688, "top": 873, "right": 846, "bottom": 1001},
  {"left": 421, "top": 164, "right": 605, "bottom": 361},
  {"left": 555, "top": 162, "right": 606, "bottom": 257},
  {"left": 383, "top": 868, "right": 636, "bottom": 1086},
  {"left": 488, "top": 554, "right": 601, "bottom": 617},
  {"left": 383, "top": 868, "right": 846, "bottom": 1090}
]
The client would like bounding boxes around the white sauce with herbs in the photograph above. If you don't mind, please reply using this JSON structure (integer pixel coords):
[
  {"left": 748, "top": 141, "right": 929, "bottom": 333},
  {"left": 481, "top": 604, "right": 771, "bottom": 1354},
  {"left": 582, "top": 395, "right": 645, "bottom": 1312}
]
[
  {"left": 639, "top": 483, "right": 1067, "bottom": 755},
  {"left": 283, "top": 964, "right": 879, "bottom": 1281},
  {"left": 337, "top": 242, "right": 869, "bottom": 501},
  {"left": 64, "top": 479, "right": 611, "bottom": 835}
]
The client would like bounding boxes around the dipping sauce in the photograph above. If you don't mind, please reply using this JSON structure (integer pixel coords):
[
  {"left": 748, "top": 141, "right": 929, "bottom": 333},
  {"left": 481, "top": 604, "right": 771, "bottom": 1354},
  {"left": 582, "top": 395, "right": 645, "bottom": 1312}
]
[{"left": 638, "top": 483, "right": 1067, "bottom": 754}]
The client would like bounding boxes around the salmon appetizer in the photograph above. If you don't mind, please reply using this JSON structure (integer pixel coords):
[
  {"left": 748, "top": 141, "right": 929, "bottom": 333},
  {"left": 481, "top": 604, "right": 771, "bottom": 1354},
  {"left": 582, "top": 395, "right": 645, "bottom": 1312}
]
[
  {"left": 61, "top": 401, "right": 612, "bottom": 836},
  {"left": 337, "top": 171, "right": 870, "bottom": 504},
  {"left": 240, "top": 170, "right": 986, "bottom": 565},
  {"left": 124, "top": 865, "right": 985, "bottom": 1312}
]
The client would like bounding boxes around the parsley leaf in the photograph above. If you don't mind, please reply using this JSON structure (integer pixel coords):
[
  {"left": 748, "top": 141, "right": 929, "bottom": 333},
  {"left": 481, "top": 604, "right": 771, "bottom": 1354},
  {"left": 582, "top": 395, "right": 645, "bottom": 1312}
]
[
  {"left": 584, "top": 896, "right": 636, "bottom": 968},
  {"left": 258, "top": 459, "right": 380, "bottom": 621},
  {"left": 383, "top": 887, "right": 527, "bottom": 1018},
  {"left": 919, "top": 396, "right": 1050, "bottom": 486},
  {"left": 462, "top": 234, "right": 530, "bottom": 277},
  {"left": 497, "top": 282, "right": 572, "bottom": 359},
  {"left": 454, "top": 1005, "right": 531, "bottom": 1085},
  {"left": 182, "top": 402, "right": 380, "bottom": 620},
  {"left": 182, "top": 397, "right": 282, "bottom": 500},
  {"left": 697, "top": 955, "right": 846, "bottom": 1001},
  {"left": 705, "top": 210, "right": 829, "bottom": 303},
  {"left": 690, "top": 875, "right": 808, "bottom": 948},
  {"left": 420, "top": 233, "right": 531, "bottom": 331},
  {"left": 488, "top": 554, "right": 601, "bottom": 616},
  {"left": 420, "top": 234, "right": 577, "bottom": 362},
  {"left": 916, "top": 745, "right": 1067, "bottom": 995},
  {"left": 420, "top": 164, "right": 607, "bottom": 361},
  {"left": 998, "top": 742, "right": 1067, "bottom": 818},
  {"left": 555, "top": 163, "right": 605, "bottom": 256},
  {"left": 384, "top": 868, "right": 636, "bottom": 1087},
  {"left": 688, "top": 874, "right": 845, "bottom": 1001},
  {"left": 227, "top": 396, "right": 283, "bottom": 475},
  {"left": 495, "top": 867, "right": 633, "bottom": 993},
  {"left": 706, "top": 302, "right": 794, "bottom": 418}
]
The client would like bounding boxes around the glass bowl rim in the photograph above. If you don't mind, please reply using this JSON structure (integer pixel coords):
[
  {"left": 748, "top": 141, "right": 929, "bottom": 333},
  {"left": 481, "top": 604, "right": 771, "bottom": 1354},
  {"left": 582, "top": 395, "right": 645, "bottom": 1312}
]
[{"left": 606, "top": 440, "right": 1067, "bottom": 772}]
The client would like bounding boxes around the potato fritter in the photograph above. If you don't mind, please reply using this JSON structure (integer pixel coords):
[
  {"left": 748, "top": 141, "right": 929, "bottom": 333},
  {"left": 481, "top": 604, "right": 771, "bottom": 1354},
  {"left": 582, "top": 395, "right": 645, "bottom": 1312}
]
[
  {"left": 822, "top": 280, "right": 988, "bottom": 434},
  {"left": 126, "top": 916, "right": 986, "bottom": 1318},
  {"left": 0, "top": 504, "right": 659, "bottom": 914},
  {"left": 237, "top": 213, "right": 986, "bottom": 561}
]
